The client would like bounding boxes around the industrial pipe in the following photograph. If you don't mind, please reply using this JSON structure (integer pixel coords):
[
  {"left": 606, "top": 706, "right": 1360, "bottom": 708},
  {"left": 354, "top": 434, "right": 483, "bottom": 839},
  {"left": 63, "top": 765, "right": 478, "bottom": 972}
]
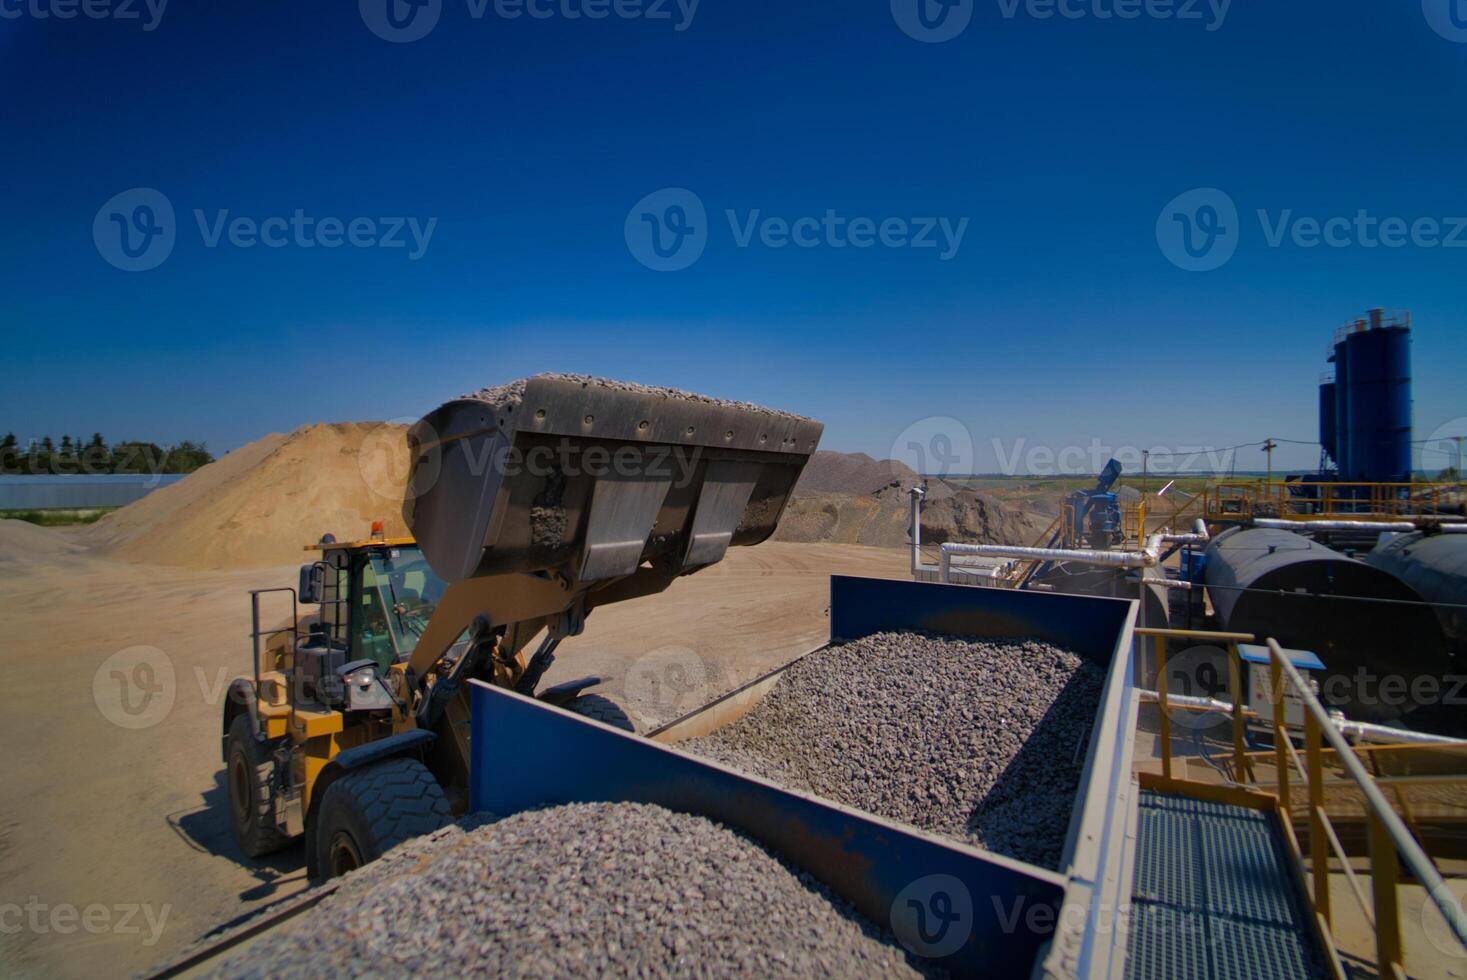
[
  {"left": 1253, "top": 517, "right": 1467, "bottom": 533},
  {"left": 1159, "top": 519, "right": 1210, "bottom": 545},
  {"left": 908, "top": 485, "right": 926, "bottom": 577},
  {"left": 1137, "top": 691, "right": 1464, "bottom": 745},
  {"left": 938, "top": 536, "right": 1164, "bottom": 583}
]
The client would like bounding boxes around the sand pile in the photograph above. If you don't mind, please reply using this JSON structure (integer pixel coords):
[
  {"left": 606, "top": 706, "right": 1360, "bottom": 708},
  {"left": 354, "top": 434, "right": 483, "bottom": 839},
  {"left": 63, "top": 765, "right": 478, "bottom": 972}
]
[
  {"left": 0, "top": 519, "right": 87, "bottom": 568},
  {"left": 86, "top": 423, "right": 411, "bottom": 569}
]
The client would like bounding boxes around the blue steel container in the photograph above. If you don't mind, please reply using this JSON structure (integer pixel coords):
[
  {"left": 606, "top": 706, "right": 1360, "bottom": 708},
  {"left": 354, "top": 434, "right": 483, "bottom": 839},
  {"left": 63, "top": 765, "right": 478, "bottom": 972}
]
[
  {"left": 1331, "top": 339, "right": 1352, "bottom": 478},
  {"left": 1318, "top": 381, "right": 1337, "bottom": 466},
  {"left": 1345, "top": 319, "right": 1411, "bottom": 483}
]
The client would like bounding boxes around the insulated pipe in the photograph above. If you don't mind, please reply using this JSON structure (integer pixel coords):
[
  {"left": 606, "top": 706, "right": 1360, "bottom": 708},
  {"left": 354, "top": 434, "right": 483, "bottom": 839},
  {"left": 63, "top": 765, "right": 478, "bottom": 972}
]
[
  {"left": 1160, "top": 519, "right": 1210, "bottom": 544},
  {"left": 1137, "top": 691, "right": 1465, "bottom": 745},
  {"left": 938, "top": 536, "right": 1163, "bottom": 583},
  {"left": 1253, "top": 518, "right": 1467, "bottom": 532}
]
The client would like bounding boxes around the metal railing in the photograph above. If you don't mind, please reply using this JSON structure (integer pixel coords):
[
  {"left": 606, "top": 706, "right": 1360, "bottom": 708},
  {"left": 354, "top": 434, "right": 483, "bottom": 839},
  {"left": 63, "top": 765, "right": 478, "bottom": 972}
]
[
  {"left": 1262, "top": 638, "right": 1467, "bottom": 978},
  {"left": 1137, "top": 627, "right": 1257, "bottom": 784},
  {"left": 1206, "top": 481, "right": 1465, "bottom": 521},
  {"left": 1139, "top": 624, "right": 1467, "bottom": 977}
]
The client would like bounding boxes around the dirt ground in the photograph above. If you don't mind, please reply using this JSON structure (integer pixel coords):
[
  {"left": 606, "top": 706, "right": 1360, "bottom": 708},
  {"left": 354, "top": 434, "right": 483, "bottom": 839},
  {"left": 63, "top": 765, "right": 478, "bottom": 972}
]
[{"left": 0, "top": 535, "right": 905, "bottom": 979}]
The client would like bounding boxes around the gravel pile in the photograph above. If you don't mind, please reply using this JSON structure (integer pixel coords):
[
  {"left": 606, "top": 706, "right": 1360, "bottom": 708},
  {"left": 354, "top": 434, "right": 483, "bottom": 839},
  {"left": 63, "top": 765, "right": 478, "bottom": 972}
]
[
  {"left": 460, "top": 373, "right": 813, "bottom": 421},
  {"left": 690, "top": 632, "right": 1104, "bottom": 869},
  {"left": 206, "top": 802, "right": 934, "bottom": 979}
]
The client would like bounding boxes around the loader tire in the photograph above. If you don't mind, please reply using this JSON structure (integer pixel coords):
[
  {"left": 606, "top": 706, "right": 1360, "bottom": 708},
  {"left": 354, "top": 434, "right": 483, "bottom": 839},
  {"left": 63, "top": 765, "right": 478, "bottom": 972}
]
[
  {"left": 226, "top": 714, "right": 292, "bottom": 858},
  {"left": 565, "top": 693, "right": 636, "bottom": 733},
  {"left": 314, "top": 757, "right": 449, "bottom": 879}
]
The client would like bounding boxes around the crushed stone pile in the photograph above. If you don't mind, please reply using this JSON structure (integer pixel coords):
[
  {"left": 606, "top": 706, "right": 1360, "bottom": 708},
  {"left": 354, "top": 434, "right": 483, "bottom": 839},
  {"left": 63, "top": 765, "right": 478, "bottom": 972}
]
[
  {"left": 691, "top": 632, "right": 1104, "bottom": 869},
  {"left": 85, "top": 422, "right": 410, "bottom": 569},
  {"left": 460, "top": 373, "right": 814, "bottom": 421},
  {"left": 776, "top": 454, "right": 1048, "bottom": 550},
  {"left": 204, "top": 802, "right": 934, "bottom": 979}
]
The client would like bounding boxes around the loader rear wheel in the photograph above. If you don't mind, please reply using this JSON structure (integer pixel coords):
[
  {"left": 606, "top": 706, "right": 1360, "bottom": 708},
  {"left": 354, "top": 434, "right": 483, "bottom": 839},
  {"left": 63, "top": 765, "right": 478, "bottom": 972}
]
[
  {"left": 226, "top": 714, "right": 292, "bottom": 858},
  {"left": 313, "top": 757, "right": 450, "bottom": 879},
  {"left": 565, "top": 693, "right": 636, "bottom": 733}
]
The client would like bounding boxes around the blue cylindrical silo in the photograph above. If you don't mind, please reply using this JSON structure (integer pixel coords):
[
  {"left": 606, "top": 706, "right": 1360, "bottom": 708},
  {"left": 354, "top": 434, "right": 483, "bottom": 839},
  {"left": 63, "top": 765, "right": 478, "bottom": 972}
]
[
  {"left": 1346, "top": 312, "right": 1412, "bottom": 483},
  {"left": 1331, "top": 338, "right": 1352, "bottom": 478},
  {"left": 1318, "top": 381, "right": 1337, "bottom": 470}
]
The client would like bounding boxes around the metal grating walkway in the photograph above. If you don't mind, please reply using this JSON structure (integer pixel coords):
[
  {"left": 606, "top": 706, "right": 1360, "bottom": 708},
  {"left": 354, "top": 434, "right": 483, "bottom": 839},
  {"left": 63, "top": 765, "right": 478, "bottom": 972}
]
[{"left": 1126, "top": 791, "right": 1328, "bottom": 980}]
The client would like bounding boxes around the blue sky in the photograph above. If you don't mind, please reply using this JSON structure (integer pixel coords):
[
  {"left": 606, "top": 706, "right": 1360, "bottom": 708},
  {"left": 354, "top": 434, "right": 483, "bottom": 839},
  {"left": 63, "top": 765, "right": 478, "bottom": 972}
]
[{"left": 2, "top": 0, "right": 1465, "bottom": 475}]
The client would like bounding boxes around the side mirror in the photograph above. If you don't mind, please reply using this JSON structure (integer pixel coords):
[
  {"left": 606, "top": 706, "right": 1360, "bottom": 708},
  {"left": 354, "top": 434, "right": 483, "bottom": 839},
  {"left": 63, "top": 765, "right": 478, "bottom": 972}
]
[{"left": 298, "top": 563, "right": 325, "bottom": 604}]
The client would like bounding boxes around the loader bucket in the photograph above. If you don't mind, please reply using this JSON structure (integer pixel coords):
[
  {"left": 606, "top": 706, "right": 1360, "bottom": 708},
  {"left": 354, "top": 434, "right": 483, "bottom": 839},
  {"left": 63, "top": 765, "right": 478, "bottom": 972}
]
[{"left": 403, "top": 375, "right": 823, "bottom": 587}]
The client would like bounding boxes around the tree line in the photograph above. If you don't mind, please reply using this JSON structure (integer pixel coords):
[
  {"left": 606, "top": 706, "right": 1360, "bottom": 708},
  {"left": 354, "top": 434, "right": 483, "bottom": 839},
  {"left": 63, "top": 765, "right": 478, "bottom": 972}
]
[{"left": 0, "top": 433, "right": 215, "bottom": 475}]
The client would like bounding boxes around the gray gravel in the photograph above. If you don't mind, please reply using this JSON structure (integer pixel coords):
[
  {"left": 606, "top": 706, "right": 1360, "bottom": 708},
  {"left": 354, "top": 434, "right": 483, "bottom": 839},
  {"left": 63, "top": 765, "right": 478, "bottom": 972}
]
[
  {"left": 205, "top": 802, "right": 935, "bottom": 979},
  {"left": 690, "top": 632, "right": 1104, "bottom": 869},
  {"left": 460, "top": 373, "right": 814, "bottom": 421}
]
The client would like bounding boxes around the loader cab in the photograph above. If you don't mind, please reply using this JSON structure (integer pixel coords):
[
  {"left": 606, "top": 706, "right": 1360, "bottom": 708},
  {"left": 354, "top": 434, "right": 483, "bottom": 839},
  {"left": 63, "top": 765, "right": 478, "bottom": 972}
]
[{"left": 312, "top": 538, "right": 448, "bottom": 675}]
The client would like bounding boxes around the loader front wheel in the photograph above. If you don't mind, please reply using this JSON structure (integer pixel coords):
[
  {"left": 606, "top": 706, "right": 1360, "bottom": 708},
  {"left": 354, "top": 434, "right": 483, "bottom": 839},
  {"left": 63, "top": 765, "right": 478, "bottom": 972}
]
[
  {"left": 226, "top": 714, "right": 292, "bottom": 858},
  {"left": 565, "top": 693, "right": 636, "bottom": 733},
  {"left": 313, "top": 757, "right": 450, "bottom": 879}
]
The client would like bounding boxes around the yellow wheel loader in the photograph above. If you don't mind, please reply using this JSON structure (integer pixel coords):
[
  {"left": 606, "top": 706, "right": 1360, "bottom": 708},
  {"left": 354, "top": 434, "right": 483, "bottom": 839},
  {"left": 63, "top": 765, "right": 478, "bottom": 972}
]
[{"left": 221, "top": 375, "right": 821, "bottom": 878}]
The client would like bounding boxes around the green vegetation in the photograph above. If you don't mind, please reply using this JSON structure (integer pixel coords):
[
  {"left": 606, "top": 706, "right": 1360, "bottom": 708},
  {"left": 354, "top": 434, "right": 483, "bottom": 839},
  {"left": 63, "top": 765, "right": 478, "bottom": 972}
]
[
  {"left": 0, "top": 507, "right": 117, "bottom": 526},
  {"left": 0, "top": 432, "right": 213, "bottom": 475}
]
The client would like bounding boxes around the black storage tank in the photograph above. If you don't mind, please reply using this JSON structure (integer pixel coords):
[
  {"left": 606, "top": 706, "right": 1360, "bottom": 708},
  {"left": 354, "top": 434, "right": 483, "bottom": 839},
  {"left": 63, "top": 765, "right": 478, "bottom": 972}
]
[{"left": 1204, "top": 526, "right": 1449, "bottom": 722}]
